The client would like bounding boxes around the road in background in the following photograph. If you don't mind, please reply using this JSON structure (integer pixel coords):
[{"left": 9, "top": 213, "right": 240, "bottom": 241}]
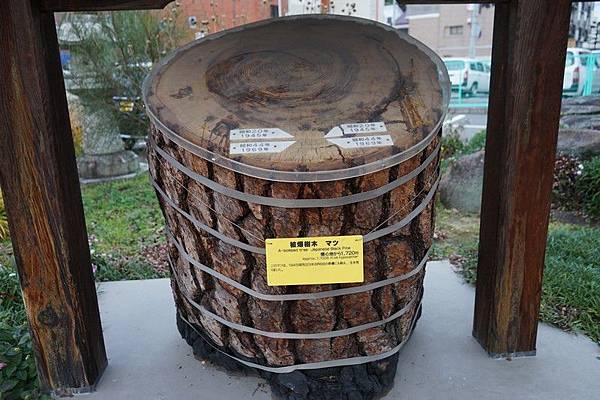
[
  {"left": 445, "top": 112, "right": 488, "bottom": 141},
  {"left": 446, "top": 93, "right": 489, "bottom": 141}
]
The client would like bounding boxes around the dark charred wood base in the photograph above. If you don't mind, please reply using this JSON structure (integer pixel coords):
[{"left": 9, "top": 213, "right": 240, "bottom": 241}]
[{"left": 176, "top": 307, "right": 421, "bottom": 400}]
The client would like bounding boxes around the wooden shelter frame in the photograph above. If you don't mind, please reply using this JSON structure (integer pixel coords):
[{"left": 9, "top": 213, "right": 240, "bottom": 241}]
[{"left": 0, "top": 0, "right": 582, "bottom": 395}]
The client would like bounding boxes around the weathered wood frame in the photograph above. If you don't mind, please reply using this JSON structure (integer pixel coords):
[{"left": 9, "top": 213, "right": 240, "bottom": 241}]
[{"left": 0, "top": 0, "right": 584, "bottom": 395}]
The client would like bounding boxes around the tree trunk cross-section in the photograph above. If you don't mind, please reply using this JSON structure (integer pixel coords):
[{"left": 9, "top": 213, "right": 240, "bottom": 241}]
[{"left": 145, "top": 15, "right": 448, "bottom": 400}]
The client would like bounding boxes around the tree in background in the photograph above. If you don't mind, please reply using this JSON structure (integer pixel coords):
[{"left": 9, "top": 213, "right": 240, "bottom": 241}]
[{"left": 60, "top": 4, "right": 185, "bottom": 144}]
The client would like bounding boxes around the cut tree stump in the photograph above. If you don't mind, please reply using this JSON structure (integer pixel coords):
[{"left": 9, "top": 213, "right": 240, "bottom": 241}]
[{"left": 144, "top": 15, "right": 448, "bottom": 400}]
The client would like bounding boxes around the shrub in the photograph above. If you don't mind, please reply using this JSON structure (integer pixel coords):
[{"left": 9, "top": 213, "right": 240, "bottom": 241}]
[
  {"left": 441, "top": 129, "right": 464, "bottom": 160},
  {"left": 463, "top": 130, "right": 486, "bottom": 154},
  {"left": 0, "top": 260, "right": 48, "bottom": 399},
  {"left": 553, "top": 154, "right": 582, "bottom": 210},
  {"left": 577, "top": 156, "right": 600, "bottom": 217},
  {"left": 440, "top": 128, "right": 465, "bottom": 172},
  {"left": 440, "top": 128, "right": 486, "bottom": 171},
  {"left": 441, "top": 128, "right": 486, "bottom": 162},
  {"left": 0, "top": 192, "right": 8, "bottom": 241},
  {"left": 0, "top": 320, "right": 39, "bottom": 399}
]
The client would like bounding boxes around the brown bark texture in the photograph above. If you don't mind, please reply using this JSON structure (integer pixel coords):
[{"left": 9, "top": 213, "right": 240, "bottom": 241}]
[{"left": 148, "top": 125, "right": 440, "bottom": 368}]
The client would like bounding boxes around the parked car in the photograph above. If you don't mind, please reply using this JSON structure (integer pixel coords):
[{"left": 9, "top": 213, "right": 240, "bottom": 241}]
[
  {"left": 590, "top": 50, "right": 600, "bottom": 94},
  {"left": 443, "top": 58, "right": 490, "bottom": 97},
  {"left": 563, "top": 48, "right": 590, "bottom": 96}
]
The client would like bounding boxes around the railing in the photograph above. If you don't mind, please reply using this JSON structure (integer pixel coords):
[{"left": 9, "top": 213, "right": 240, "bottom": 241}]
[{"left": 449, "top": 52, "right": 600, "bottom": 109}]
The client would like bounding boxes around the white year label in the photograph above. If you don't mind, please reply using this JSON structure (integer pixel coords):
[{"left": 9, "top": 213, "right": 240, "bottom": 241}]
[
  {"left": 340, "top": 122, "right": 387, "bottom": 134},
  {"left": 230, "top": 141, "right": 295, "bottom": 155},
  {"left": 230, "top": 128, "right": 293, "bottom": 141},
  {"left": 325, "top": 122, "right": 387, "bottom": 138},
  {"left": 327, "top": 135, "right": 393, "bottom": 149}
]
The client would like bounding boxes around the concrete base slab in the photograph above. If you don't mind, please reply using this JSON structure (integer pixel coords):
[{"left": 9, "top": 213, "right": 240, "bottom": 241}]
[{"left": 87, "top": 262, "right": 600, "bottom": 400}]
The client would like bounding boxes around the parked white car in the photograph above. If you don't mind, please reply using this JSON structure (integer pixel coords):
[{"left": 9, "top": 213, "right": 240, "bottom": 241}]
[
  {"left": 443, "top": 58, "right": 490, "bottom": 97},
  {"left": 563, "top": 48, "right": 590, "bottom": 96}
]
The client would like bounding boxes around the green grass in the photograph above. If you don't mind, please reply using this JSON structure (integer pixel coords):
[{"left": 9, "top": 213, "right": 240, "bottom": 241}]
[
  {"left": 0, "top": 173, "right": 167, "bottom": 281},
  {"left": 432, "top": 204, "right": 480, "bottom": 258},
  {"left": 434, "top": 204, "right": 600, "bottom": 344},
  {"left": 81, "top": 173, "right": 167, "bottom": 281},
  {"left": 540, "top": 225, "right": 600, "bottom": 342}
]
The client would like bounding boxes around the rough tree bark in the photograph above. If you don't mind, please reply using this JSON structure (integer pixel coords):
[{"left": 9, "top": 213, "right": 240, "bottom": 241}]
[{"left": 144, "top": 15, "right": 447, "bottom": 400}]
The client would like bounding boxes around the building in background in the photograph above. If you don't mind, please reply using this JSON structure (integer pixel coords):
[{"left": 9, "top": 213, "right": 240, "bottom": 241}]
[
  {"left": 152, "top": 1, "right": 600, "bottom": 56},
  {"left": 286, "top": 0, "right": 385, "bottom": 23},
  {"left": 383, "top": 0, "right": 408, "bottom": 30},
  {"left": 404, "top": 4, "right": 494, "bottom": 59},
  {"left": 588, "top": 5, "right": 600, "bottom": 49},
  {"left": 175, "top": 1, "right": 496, "bottom": 60},
  {"left": 402, "top": 2, "right": 600, "bottom": 55},
  {"left": 176, "top": 0, "right": 283, "bottom": 39},
  {"left": 570, "top": 2, "right": 595, "bottom": 48}
]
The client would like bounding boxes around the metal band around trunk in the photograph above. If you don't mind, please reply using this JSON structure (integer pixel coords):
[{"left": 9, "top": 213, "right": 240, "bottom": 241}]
[
  {"left": 153, "top": 174, "right": 439, "bottom": 254},
  {"left": 152, "top": 180, "right": 264, "bottom": 254},
  {"left": 170, "top": 257, "right": 420, "bottom": 340},
  {"left": 178, "top": 301, "right": 421, "bottom": 373},
  {"left": 150, "top": 139, "right": 440, "bottom": 209},
  {"left": 363, "top": 176, "right": 439, "bottom": 242},
  {"left": 169, "top": 230, "right": 429, "bottom": 302}
]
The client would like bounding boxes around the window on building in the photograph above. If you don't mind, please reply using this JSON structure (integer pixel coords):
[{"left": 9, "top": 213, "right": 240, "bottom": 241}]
[
  {"left": 566, "top": 52, "right": 575, "bottom": 67},
  {"left": 444, "top": 60, "right": 465, "bottom": 70},
  {"left": 445, "top": 25, "right": 464, "bottom": 36},
  {"left": 271, "top": 5, "right": 279, "bottom": 18},
  {"left": 580, "top": 51, "right": 590, "bottom": 66}
]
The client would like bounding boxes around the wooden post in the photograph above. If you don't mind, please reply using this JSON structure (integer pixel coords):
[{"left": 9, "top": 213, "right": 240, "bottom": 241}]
[
  {"left": 0, "top": 0, "right": 107, "bottom": 394},
  {"left": 41, "top": 0, "right": 172, "bottom": 12},
  {"left": 473, "top": 0, "right": 572, "bottom": 357}
]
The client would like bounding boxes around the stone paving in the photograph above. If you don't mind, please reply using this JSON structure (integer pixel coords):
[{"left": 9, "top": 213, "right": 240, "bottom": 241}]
[{"left": 87, "top": 261, "right": 600, "bottom": 400}]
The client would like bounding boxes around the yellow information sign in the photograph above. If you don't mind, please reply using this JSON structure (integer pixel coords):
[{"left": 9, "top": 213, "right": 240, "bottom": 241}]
[{"left": 265, "top": 235, "right": 364, "bottom": 286}]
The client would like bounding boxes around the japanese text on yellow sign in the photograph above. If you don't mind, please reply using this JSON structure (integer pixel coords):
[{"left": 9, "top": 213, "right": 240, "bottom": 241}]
[{"left": 265, "top": 235, "right": 364, "bottom": 286}]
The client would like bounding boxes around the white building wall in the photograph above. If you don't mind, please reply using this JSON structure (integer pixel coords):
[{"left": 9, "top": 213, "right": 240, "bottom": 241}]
[
  {"left": 407, "top": 4, "right": 494, "bottom": 58},
  {"left": 286, "top": 0, "right": 386, "bottom": 23},
  {"left": 383, "top": 2, "right": 406, "bottom": 28}
]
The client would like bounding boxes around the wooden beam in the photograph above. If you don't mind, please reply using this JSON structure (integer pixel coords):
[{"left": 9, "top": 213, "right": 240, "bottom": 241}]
[
  {"left": 0, "top": 0, "right": 107, "bottom": 395},
  {"left": 40, "top": 0, "right": 599, "bottom": 12},
  {"left": 398, "top": 0, "right": 592, "bottom": 2},
  {"left": 473, "top": 0, "right": 572, "bottom": 357},
  {"left": 42, "top": 0, "right": 537, "bottom": 12},
  {"left": 397, "top": 0, "right": 510, "bottom": 3},
  {"left": 42, "top": 0, "right": 172, "bottom": 11}
]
